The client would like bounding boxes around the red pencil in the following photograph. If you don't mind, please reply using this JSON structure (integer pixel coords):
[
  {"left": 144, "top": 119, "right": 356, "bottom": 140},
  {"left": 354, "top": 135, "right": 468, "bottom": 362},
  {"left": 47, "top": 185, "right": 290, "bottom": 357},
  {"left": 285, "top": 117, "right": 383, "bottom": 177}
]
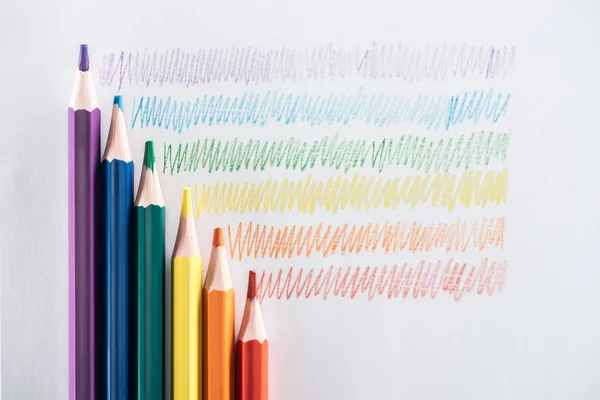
[{"left": 236, "top": 271, "right": 268, "bottom": 400}]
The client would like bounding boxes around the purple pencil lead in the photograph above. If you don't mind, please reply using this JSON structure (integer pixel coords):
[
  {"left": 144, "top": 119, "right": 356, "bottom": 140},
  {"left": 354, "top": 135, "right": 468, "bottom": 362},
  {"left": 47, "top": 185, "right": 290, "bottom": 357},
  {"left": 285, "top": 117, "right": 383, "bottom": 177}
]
[{"left": 79, "top": 44, "right": 90, "bottom": 72}]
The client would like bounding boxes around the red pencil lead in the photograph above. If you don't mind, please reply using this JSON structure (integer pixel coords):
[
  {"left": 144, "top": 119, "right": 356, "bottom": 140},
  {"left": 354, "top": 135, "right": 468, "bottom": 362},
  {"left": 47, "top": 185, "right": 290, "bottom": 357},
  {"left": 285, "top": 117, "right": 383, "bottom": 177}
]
[{"left": 247, "top": 271, "right": 257, "bottom": 300}]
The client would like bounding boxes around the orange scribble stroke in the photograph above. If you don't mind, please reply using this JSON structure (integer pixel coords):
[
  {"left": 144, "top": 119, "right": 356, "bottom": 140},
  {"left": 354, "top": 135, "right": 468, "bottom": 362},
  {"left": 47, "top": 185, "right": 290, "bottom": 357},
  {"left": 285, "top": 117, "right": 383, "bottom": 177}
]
[
  {"left": 228, "top": 217, "right": 505, "bottom": 260},
  {"left": 256, "top": 258, "right": 507, "bottom": 302}
]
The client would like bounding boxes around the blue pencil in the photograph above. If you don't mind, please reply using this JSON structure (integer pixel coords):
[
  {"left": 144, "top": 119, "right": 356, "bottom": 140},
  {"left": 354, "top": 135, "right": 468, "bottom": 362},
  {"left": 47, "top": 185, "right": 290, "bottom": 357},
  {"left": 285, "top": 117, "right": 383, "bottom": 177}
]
[{"left": 97, "top": 95, "right": 134, "bottom": 400}]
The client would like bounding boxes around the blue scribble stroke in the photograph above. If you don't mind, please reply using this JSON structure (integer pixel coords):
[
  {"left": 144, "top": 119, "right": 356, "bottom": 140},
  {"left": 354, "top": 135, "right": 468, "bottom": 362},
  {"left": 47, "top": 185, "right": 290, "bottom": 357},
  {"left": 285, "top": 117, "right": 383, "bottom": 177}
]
[{"left": 131, "top": 88, "right": 511, "bottom": 133}]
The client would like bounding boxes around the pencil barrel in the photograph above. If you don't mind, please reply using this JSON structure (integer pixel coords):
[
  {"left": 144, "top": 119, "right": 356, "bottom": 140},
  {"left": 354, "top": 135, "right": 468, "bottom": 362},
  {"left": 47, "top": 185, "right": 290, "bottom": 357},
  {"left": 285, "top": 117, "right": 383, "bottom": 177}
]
[
  {"left": 172, "top": 256, "right": 203, "bottom": 400},
  {"left": 134, "top": 205, "right": 165, "bottom": 400},
  {"left": 236, "top": 340, "right": 269, "bottom": 400},
  {"left": 68, "top": 108, "right": 101, "bottom": 400},
  {"left": 203, "top": 289, "right": 235, "bottom": 400},
  {"left": 97, "top": 159, "right": 134, "bottom": 400}
]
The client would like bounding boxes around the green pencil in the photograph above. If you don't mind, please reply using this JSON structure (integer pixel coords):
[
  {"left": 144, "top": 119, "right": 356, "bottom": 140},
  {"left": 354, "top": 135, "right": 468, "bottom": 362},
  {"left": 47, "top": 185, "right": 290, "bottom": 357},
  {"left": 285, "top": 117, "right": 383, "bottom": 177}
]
[{"left": 134, "top": 141, "right": 166, "bottom": 400}]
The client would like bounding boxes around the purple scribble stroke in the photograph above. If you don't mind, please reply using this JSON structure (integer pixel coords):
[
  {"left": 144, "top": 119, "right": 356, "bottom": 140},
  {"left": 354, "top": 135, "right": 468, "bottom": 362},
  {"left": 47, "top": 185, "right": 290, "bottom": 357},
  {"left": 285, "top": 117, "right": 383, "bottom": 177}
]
[{"left": 98, "top": 42, "right": 516, "bottom": 90}]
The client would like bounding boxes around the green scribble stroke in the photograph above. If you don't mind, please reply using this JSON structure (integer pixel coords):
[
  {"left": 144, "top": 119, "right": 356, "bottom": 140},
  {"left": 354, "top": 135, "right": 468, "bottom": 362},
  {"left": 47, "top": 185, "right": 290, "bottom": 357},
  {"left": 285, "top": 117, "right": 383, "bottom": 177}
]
[{"left": 163, "top": 131, "right": 509, "bottom": 175}]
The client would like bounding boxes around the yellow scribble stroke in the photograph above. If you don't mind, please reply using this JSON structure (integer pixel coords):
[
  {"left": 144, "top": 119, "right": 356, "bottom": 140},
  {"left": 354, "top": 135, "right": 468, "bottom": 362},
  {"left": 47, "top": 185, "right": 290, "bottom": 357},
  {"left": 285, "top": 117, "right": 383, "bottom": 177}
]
[{"left": 192, "top": 169, "right": 508, "bottom": 217}]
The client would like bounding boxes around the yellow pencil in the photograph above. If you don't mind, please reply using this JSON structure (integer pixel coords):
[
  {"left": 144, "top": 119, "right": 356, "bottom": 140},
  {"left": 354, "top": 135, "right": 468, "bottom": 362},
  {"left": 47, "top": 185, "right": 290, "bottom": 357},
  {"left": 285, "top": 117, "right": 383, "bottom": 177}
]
[{"left": 172, "top": 187, "right": 202, "bottom": 400}]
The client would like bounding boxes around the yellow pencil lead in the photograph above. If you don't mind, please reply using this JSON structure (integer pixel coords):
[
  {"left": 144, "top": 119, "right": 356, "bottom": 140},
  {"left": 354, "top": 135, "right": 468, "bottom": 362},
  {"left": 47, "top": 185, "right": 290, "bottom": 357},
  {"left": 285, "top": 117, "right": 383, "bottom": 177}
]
[{"left": 181, "top": 187, "right": 192, "bottom": 216}]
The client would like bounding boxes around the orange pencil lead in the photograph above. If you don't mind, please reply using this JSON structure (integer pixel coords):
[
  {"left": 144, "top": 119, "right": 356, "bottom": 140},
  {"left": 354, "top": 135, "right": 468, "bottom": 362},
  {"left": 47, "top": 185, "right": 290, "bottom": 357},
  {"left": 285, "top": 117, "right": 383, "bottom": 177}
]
[{"left": 213, "top": 227, "right": 224, "bottom": 247}]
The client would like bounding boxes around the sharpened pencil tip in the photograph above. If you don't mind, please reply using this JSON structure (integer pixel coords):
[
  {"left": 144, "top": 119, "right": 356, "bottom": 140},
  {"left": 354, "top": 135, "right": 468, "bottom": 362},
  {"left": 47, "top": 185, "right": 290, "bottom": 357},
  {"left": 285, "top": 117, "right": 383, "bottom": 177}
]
[
  {"left": 78, "top": 44, "right": 90, "bottom": 72},
  {"left": 181, "top": 187, "right": 192, "bottom": 216},
  {"left": 113, "top": 95, "right": 123, "bottom": 111},
  {"left": 247, "top": 271, "right": 257, "bottom": 300},
  {"left": 212, "top": 228, "right": 224, "bottom": 247},
  {"left": 143, "top": 141, "right": 155, "bottom": 170}
]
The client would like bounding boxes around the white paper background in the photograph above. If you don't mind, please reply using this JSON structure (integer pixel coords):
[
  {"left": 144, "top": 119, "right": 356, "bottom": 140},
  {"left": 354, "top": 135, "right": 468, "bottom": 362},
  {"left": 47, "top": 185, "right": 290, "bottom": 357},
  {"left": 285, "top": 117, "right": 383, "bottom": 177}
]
[{"left": 1, "top": 0, "right": 600, "bottom": 399}]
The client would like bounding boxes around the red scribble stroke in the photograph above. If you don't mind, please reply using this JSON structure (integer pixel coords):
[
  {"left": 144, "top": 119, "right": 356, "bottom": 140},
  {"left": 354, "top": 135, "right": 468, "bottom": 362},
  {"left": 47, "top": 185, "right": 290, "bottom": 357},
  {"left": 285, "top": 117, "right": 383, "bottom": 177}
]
[
  {"left": 256, "top": 258, "right": 506, "bottom": 302},
  {"left": 228, "top": 217, "right": 504, "bottom": 260}
]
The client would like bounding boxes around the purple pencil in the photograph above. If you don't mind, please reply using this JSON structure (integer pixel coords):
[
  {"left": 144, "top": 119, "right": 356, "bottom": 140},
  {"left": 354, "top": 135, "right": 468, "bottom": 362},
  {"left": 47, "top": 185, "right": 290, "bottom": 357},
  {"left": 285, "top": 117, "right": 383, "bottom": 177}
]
[{"left": 68, "top": 44, "right": 100, "bottom": 400}]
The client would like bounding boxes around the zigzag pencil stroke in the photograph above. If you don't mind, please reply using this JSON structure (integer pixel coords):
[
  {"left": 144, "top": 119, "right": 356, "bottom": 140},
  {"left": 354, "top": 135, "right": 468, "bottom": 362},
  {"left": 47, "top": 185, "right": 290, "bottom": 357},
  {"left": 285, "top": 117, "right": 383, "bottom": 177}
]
[
  {"left": 227, "top": 217, "right": 505, "bottom": 261},
  {"left": 98, "top": 43, "right": 516, "bottom": 89},
  {"left": 163, "top": 131, "right": 509, "bottom": 175},
  {"left": 256, "top": 258, "right": 507, "bottom": 302},
  {"left": 192, "top": 169, "right": 509, "bottom": 216},
  {"left": 131, "top": 88, "right": 511, "bottom": 132}
]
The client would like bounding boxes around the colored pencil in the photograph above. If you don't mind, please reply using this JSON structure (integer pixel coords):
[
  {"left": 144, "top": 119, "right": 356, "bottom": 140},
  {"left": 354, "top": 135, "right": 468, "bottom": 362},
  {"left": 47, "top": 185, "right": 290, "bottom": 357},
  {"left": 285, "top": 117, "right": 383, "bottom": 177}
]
[
  {"left": 236, "top": 271, "right": 268, "bottom": 400},
  {"left": 172, "top": 188, "right": 202, "bottom": 400},
  {"left": 69, "top": 44, "right": 101, "bottom": 400},
  {"left": 134, "top": 141, "right": 165, "bottom": 400},
  {"left": 203, "top": 228, "right": 235, "bottom": 400},
  {"left": 97, "top": 95, "right": 134, "bottom": 400}
]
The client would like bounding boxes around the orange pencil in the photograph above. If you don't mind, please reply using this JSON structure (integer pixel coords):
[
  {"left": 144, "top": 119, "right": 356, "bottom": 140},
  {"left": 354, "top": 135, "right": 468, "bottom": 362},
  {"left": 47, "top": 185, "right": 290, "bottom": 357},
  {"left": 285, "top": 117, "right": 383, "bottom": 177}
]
[
  {"left": 203, "top": 228, "right": 235, "bottom": 400},
  {"left": 236, "top": 271, "right": 268, "bottom": 400}
]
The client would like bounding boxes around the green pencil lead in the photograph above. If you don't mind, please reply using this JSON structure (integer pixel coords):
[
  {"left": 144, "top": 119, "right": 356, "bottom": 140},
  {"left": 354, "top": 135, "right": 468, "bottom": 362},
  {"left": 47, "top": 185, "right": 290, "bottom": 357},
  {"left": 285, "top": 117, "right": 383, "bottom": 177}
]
[{"left": 143, "top": 141, "right": 155, "bottom": 170}]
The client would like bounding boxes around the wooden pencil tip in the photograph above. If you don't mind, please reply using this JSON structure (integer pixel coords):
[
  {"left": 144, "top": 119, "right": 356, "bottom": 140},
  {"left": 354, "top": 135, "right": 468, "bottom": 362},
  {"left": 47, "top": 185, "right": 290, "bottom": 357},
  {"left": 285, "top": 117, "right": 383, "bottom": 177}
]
[
  {"left": 181, "top": 187, "right": 192, "bottom": 216},
  {"left": 247, "top": 271, "right": 257, "bottom": 300},
  {"left": 212, "top": 228, "right": 224, "bottom": 247},
  {"left": 78, "top": 44, "right": 89, "bottom": 72}
]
